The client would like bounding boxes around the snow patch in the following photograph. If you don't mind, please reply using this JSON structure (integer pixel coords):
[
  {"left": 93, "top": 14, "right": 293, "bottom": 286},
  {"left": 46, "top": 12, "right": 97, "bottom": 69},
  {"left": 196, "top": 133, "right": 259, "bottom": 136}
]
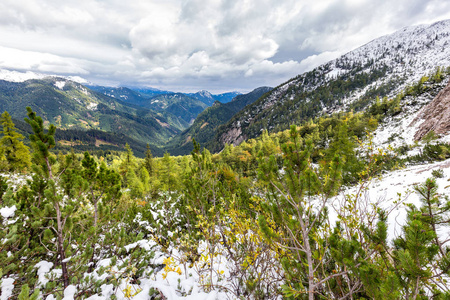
[
  {"left": 0, "top": 205, "right": 16, "bottom": 219},
  {"left": 54, "top": 81, "right": 66, "bottom": 90},
  {"left": 35, "top": 261, "right": 54, "bottom": 287},
  {"left": 331, "top": 158, "right": 450, "bottom": 242},
  {"left": 0, "top": 278, "right": 15, "bottom": 300},
  {"left": 63, "top": 285, "right": 77, "bottom": 300},
  {"left": 87, "top": 102, "right": 98, "bottom": 111}
]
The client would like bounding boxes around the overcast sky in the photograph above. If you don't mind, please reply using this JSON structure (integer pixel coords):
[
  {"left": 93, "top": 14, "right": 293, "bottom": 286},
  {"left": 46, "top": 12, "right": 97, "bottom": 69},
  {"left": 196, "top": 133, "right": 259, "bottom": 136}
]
[{"left": 1, "top": 0, "right": 450, "bottom": 93}]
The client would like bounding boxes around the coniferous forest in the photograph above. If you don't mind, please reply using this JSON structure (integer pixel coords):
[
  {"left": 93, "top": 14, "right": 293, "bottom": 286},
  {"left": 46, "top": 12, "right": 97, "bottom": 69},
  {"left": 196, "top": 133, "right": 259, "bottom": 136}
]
[{"left": 1, "top": 73, "right": 450, "bottom": 299}]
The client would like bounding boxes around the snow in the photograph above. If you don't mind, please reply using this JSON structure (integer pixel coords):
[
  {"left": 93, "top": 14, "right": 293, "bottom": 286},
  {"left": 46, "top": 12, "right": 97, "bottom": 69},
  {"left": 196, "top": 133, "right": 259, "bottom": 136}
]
[
  {"left": 35, "top": 261, "right": 54, "bottom": 287},
  {"left": 0, "top": 205, "right": 16, "bottom": 219},
  {"left": 87, "top": 102, "right": 98, "bottom": 111},
  {"left": 63, "top": 285, "right": 77, "bottom": 300},
  {"left": 24, "top": 234, "right": 234, "bottom": 300},
  {"left": 331, "top": 158, "right": 450, "bottom": 242},
  {"left": 326, "top": 68, "right": 345, "bottom": 79},
  {"left": 0, "top": 278, "right": 15, "bottom": 300},
  {"left": 54, "top": 81, "right": 66, "bottom": 90},
  {"left": 332, "top": 19, "right": 450, "bottom": 96},
  {"left": 79, "top": 86, "right": 90, "bottom": 95}
]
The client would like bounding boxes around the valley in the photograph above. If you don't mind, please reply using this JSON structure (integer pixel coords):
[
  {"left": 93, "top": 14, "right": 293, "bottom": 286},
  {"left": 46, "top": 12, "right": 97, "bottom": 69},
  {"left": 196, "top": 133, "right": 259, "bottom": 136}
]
[{"left": 1, "top": 19, "right": 450, "bottom": 300}]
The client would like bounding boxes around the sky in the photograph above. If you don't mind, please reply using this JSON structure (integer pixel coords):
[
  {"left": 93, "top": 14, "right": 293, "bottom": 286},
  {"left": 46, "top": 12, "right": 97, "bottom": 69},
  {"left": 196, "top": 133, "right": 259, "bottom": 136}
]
[{"left": 1, "top": 0, "right": 450, "bottom": 93}]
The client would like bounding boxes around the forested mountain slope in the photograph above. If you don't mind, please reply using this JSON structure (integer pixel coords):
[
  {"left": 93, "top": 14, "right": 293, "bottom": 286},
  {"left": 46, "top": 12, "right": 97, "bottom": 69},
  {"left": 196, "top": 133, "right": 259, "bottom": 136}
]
[
  {"left": 0, "top": 77, "right": 183, "bottom": 148},
  {"left": 212, "top": 19, "right": 450, "bottom": 152},
  {"left": 165, "top": 87, "right": 272, "bottom": 155}
]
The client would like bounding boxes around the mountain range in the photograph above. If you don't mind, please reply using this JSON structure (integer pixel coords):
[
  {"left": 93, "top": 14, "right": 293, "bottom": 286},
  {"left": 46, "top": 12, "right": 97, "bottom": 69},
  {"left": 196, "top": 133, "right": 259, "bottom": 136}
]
[
  {"left": 0, "top": 72, "right": 242, "bottom": 156},
  {"left": 1, "top": 19, "right": 450, "bottom": 156}
]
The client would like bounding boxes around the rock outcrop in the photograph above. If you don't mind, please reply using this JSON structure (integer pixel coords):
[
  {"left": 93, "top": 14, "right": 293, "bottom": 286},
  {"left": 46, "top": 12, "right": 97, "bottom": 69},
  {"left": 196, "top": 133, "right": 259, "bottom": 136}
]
[{"left": 412, "top": 78, "right": 450, "bottom": 140}]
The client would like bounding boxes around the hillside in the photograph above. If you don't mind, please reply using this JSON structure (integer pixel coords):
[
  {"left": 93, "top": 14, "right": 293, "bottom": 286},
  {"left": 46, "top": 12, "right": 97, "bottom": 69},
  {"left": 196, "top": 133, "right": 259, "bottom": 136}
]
[
  {"left": 187, "top": 90, "right": 241, "bottom": 106},
  {"left": 211, "top": 19, "right": 450, "bottom": 152},
  {"left": 86, "top": 86, "right": 151, "bottom": 107},
  {"left": 89, "top": 86, "right": 241, "bottom": 125},
  {"left": 165, "top": 87, "right": 272, "bottom": 155},
  {"left": 146, "top": 93, "right": 208, "bottom": 125},
  {"left": 0, "top": 77, "right": 182, "bottom": 147}
]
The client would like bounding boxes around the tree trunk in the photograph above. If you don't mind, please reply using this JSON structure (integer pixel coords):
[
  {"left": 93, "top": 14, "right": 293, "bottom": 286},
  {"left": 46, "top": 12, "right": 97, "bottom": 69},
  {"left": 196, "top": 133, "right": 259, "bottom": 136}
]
[
  {"left": 55, "top": 201, "right": 69, "bottom": 288},
  {"left": 46, "top": 157, "right": 53, "bottom": 179},
  {"left": 92, "top": 189, "right": 98, "bottom": 228},
  {"left": 299, "top": 216, "right": 315, "bottom": 300}
]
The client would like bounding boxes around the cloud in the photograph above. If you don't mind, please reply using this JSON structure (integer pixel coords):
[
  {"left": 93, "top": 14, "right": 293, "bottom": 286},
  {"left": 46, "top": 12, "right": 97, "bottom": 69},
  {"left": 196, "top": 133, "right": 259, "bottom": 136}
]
[
  {"left": 0, "top": 0, "right": 450, "bottom": 92},
  {"left": 0, "top": 46, "right": 89, "bottom": 74}
]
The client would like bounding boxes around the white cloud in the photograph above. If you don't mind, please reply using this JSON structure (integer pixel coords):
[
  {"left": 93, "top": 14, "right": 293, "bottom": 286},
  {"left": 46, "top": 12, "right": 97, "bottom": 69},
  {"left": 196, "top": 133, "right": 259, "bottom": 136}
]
[
  {"left": 0, "top": 46, "right": 89, "bottom": 74},
  {"left": 0, "top": 0, "right": 449, "bottom": 92}
]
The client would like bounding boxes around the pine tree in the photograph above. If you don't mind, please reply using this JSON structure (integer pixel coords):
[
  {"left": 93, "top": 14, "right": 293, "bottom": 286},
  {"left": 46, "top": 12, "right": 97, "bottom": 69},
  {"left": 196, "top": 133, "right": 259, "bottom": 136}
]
[
  {"left": 24, "top": 107, "right": 56, "bottom": 178},
  {"left": 82, "top": 152, "right": 121, "bottom": 227},
  {"left": 258, "top": 125, "right": 343, "bottom": 300},
  {"left": 0, "top": 111, "right": 31, "bottom": 172},
  {"left": 119, "top": 143, "right": 136, "bottom": 187},
  {"left": 393, "top": 206, "right": 439, "bottom": 299},
  {"left": 324, "top": 119, "right": 362, "bottom": 183},
  {"left": 414, "top": 178, "right": 450, "bottom": 256},
  {"left": 24, "top": 107, "right": 71, "bottom": 287},
  {"left": 144, "top": 143, "right": 153, "bottom": 176}
]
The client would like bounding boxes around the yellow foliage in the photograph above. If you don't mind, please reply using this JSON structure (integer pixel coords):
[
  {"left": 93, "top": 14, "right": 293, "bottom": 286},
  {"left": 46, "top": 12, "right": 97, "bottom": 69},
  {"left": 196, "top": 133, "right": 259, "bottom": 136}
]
[
  {"left": 161, "top": 257, "right": 182, "bottom": 279},
  {"left": 123, "top": 285, "right": 142, "bottom": 299}
]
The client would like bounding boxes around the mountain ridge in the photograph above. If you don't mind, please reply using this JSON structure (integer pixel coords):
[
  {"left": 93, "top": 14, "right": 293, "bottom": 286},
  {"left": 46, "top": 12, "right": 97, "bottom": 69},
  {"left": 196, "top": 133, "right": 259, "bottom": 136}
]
[
  {"left": 211, "top": 19, "right": 450, "bottom": 151},
  {"left": 164, "top": 86, "right": 272, "bottom": 155},
  {"left": 0, "top": 77, "right": 182, "bottom": 149}
]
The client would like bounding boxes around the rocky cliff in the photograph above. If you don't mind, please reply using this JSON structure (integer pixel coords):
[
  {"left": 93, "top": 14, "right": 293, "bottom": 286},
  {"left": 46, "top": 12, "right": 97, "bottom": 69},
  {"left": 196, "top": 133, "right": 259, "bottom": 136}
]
[{"left": 413, "top": 78, "right": 450, "bottom": 140}]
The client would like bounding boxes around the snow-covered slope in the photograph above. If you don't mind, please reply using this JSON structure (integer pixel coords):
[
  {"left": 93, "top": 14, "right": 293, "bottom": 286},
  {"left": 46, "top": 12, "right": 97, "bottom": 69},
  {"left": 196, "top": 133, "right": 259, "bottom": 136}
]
[
  {"left": 373, "top": 77, "right": 450, "bottom": 148},
  {"left": 330, "top": 20, "right": 450, "bottom": 85},
  {"left": 332, "top": 158, "right": 450, "bottom": 241},
  {"left": 216, "top": 19, "right": 450, "bottom": 149}
]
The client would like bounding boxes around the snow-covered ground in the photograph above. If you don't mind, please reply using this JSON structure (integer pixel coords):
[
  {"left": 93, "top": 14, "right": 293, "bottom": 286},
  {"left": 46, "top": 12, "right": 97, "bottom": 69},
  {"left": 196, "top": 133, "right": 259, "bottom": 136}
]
[
  {"left": 332, "top": 158, "right": 450, "bottom": 241},
  {"left": 2, "top": 156, "right": 449, "bottom": 299}
]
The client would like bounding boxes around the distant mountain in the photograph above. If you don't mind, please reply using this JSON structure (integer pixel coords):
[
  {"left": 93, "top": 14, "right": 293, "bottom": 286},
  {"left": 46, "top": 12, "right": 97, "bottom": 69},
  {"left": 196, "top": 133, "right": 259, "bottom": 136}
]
[
  {"left": 87, "top": 86, "right": 236, "bottom": 126},
  {"left": 165, "top": 86, "right": 271, "bottom": 155},
  {"left": 212, "top": 91, "right": 241, "bottom": 103},
  {"left": 88, "top": 85, "right": 174, "bottom": 100},
  {"left": 86, "top": 86, "right": 149, "bottom": 106},
  {"left": 89, "top": 86, "right": 240, "bottom": 107},
  {"left": 211, "top": 19, "right": 450, "bottom": 151},
  {"left": 0, "top": 77, "right": 183, "bottom": 150},
  {"left": 133, "top": 87, "right": 173, "bottom": 98},
  {"left": 187, "top": 90, "right": 242, "bottom": 106},
  {"left": 146, "top": 93, "right": 208, "bottom": 125},
  {"left": 86, "top": 86, "right": 208, "bottom": 128},
  {"left": 187, "top": 90, "right": 215, "bottom": 106}
]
